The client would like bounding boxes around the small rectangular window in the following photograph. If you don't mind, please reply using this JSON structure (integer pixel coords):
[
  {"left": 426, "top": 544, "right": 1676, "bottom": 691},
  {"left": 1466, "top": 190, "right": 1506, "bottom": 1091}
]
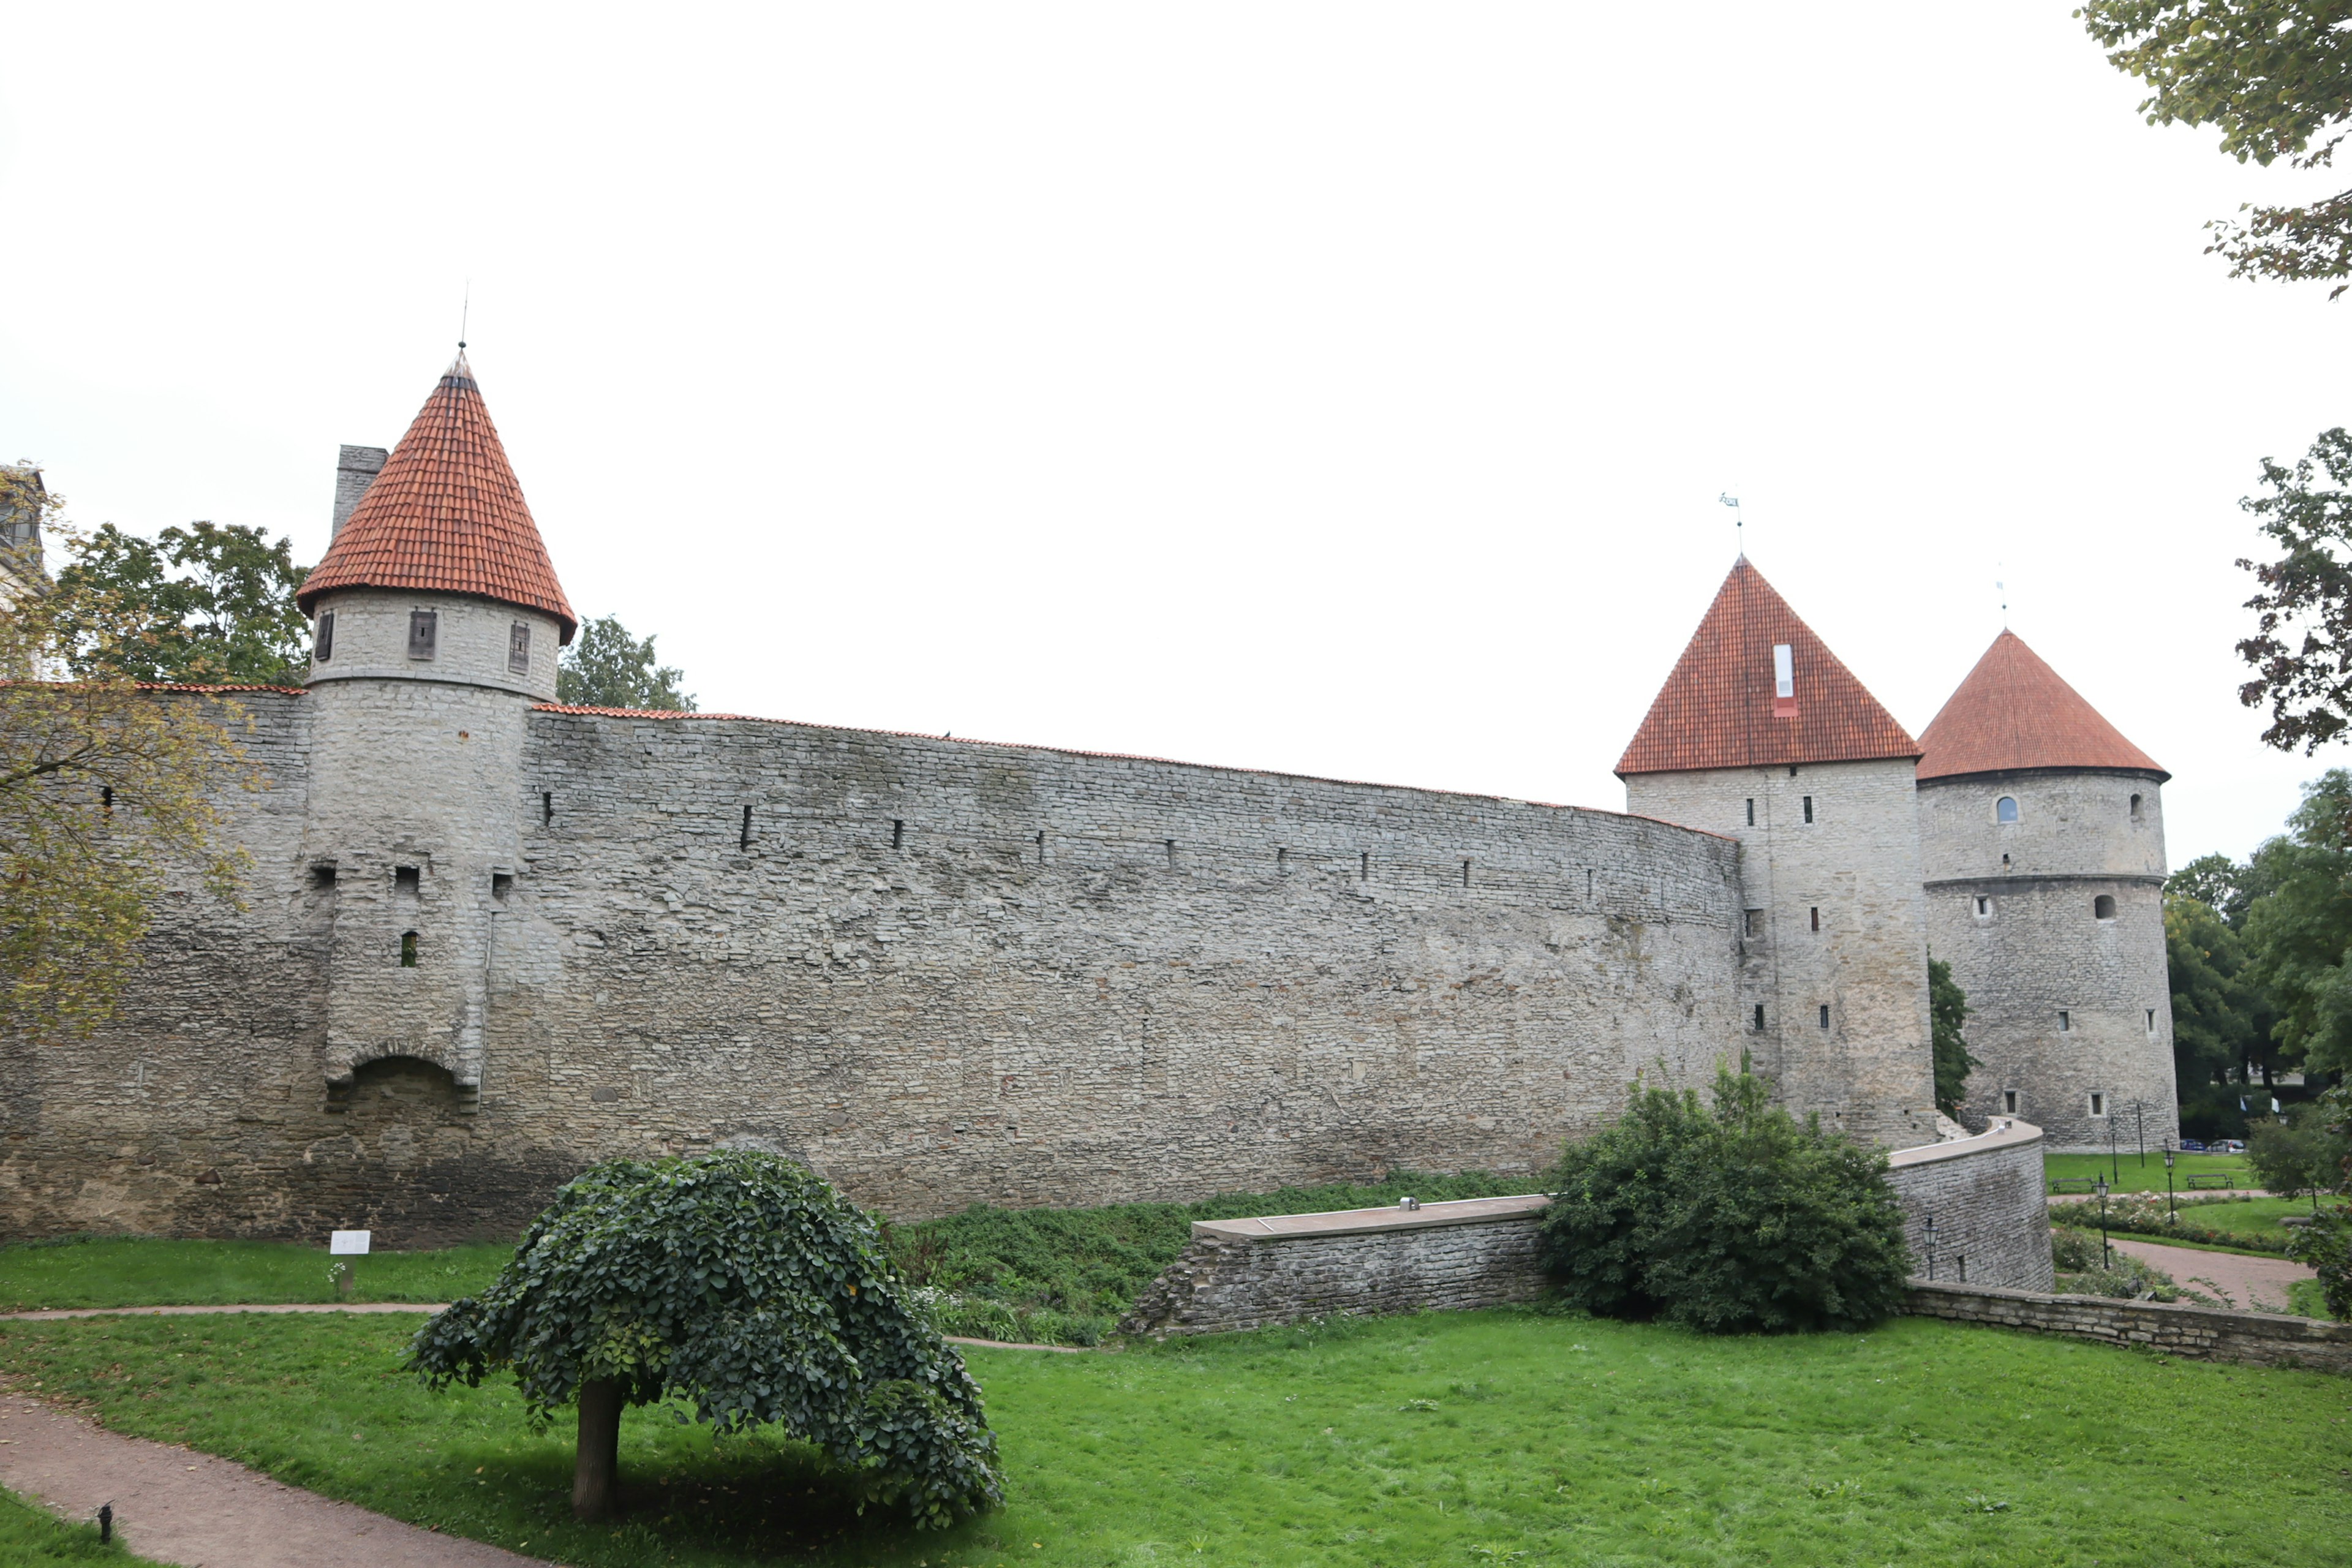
[
  {"left": 1752, "top": 1003, "right": 1765, "bottom": 1031},
  {"left": 394, "top": 865, "right": 420, "bottom": 895},
  {"left": 311, "top": 864, "right": 337, "bottom": 890},
  {"left": 741, "top": 805, "right": 753, "bottom": 850},
  {"left": 1167, "top": 839, "right": 1178, "bottom": 867},
  {"left": 542, "top": 791, "right": 554, "bottom": 825},
  {"left": 1818, "top": 1003, "right": 1830, "bottom": 1030},
  {"left": 491, "top": 872, "right": 513, "bottom": 901},
  {"left": 1362, "top": 851, "right": 1371, "bottom": 881},
  {"left": 1744, "top": 797, "right": 1755, "bottom": 827},
  {"left": 315, "top": 611, "right": 335, "bottom": 663},
  {"left": 407, "top": 609, "right": 438, "bottom": 660},
  {"left": 508, "top": 621, "right": 531, "bottom": 674},
  {"left": 1975, "top": 896, "right": 1991, "bottom": 917},
  {"left": 1802, "top": 795, "right": 1814, "bottom": 824},
  {"left": 2002, "top": 1089, "right": 2018, "bottom": 1115},
  {"left": 1773, "top": 643, "right": 1794, "bottom": 698},
  {"left": 892, "top": 818, "right": 905, "bottom": 850},
  {"left": 1809, "top": 905, "right": 1820, "bottom": 932},
  {"left": 2089, "top": 1092, "right": 2105, "bottom": 1117},
  {"left": 1276, "top": 847, "right": 1289, "bottom": 875},
  {"left": 2058, "top": 1009, "right": 2071, "bottom": 1033},
  {"left": 1461, "top": 858, "right": 1471, "bottom": 887},
  {"left": 2146, "top": 1008, "right": 2157, "bottom": 1034},
  {"left": 1744, "top": 908, "right": 1763, "bottom": 938},
  {"left": 399, "top": 930, "right": 419, "bottom": 968}
]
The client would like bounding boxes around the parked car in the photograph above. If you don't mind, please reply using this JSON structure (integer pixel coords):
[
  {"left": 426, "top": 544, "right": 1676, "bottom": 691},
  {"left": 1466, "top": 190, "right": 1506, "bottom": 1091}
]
[
  {"left": 2211, "top": 1139, "right": 2247, "bottom": 1155},
  {"left": 2177, "top": 1139, "right": 2207, "bottom": 1153}
]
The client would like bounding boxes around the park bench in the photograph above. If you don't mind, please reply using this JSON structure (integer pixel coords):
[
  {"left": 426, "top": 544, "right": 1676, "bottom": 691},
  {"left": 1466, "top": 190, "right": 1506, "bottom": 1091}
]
[
  {"left": 2184, "top": 1174, "right": 2235, "bottom": 1190},
  {"left": 2048, "top": 1177, "right": 2099, "bottom": 1194}
]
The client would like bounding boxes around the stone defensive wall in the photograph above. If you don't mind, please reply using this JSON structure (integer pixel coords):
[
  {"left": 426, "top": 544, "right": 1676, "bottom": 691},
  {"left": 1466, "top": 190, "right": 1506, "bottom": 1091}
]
[
  {"left": 1882, "top": 1116, "right": 2054, "bottom": 1292},
  {"left": 1117, "top": 1123, "right": 2054, "bottom": 1336},
  {"left": 2, "top": 698, "right": 1750, "bottom": 1243},
  {"left": 1904, "top": 1280, "right": 2352, "bottom": 1376}
]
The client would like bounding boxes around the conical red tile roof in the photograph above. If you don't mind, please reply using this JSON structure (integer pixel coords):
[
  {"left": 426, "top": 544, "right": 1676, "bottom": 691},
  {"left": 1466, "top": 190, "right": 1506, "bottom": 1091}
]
[
  {"left": 1917, "top": 630, "right": 2165, "bottom": 781},
  {"left": 1616, "top": 557, "right": 1920, "bottom": 777},
  {"left": 297, "top": 352, "right": 576, "bottom": 640}
]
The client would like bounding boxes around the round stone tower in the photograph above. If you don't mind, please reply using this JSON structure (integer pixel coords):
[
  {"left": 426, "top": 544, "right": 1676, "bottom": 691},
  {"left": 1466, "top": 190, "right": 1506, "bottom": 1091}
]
[
  {"left": 1915, "top": 631, "right": 2176, "bottom": 1153},
  {"left": 293, "top": 350, "right": 576, "bottom": 1111}
]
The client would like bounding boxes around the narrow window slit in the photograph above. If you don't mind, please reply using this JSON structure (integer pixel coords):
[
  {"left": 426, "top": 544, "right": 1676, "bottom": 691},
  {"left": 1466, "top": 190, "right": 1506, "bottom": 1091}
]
[
  {"left": 1809, "top": 906, "right": 1820, "bottom": 932},
  {"left": 399, "top": 931, "right": 419, "bottom": 968},
  {"left": 741, "top": 805, "right": 753, "bottom": 850},
  {"left": 1801, "top": 795, "right": 1814, "bottom": 824},
  {"left": 542, "top": 792, "right": 554, "bottom": 826},
  {"left": 892, "top": 819, "right": 904, "bottom": 850},
  {"left": 1165, "top": 839, "right": 1177, "bottom": 867},
  {"left": 1461, "top": 859, "right": 1472, "bottom": 888}
]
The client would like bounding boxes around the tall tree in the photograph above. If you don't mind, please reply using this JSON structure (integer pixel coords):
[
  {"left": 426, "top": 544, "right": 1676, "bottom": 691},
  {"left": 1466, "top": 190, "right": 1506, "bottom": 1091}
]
[
  {"left": 2165, "top": 894, "right": 2271, "bottom": 1090},
  {"left": 2242, "top": 768, "right": 2352, "bottom": 1077},
  {"left": 2081, "top": 2, "right": 2352, "bottom": 295},
  {"left": 557, "top": 614, "right": 696, "bottom": 712},
  {"left": 2236, "top": 428, "right": 2352, "bottom": 752},
  {"left": 0, "top": 495, "right": 252, "bottom": 1039},
  {"left": 1927, "top": 957, "right": 1978, "bottom": 1118},
  {"left": 53, "top": 521, "right": 311, "bottom": 685}
]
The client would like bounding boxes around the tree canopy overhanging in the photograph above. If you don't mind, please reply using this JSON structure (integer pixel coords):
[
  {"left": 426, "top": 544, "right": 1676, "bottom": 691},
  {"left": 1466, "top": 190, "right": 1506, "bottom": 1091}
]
[{"left": 407, "top": 1150, "right": 1003, "bottom": 1528}]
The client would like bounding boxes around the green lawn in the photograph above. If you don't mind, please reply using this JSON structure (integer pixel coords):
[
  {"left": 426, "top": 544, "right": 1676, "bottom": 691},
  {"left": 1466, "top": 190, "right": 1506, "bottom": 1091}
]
[
  {"left": 2044, "top": 1152, "right": 2256, "bottom": 1196},
  {"left": 0, "top": 1237, "right": 513, "bottom": 1313},
  {"left": 1, "top": 1307, "right": 2346, "bottom": 1566},
  {"left": 0, "top": 1487, "right": 167, "bottom": 1565}
]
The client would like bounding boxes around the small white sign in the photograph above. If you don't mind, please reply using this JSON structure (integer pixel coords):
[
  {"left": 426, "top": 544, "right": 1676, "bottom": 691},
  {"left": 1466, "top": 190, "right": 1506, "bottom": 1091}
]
[{"left": 330, "top": 1230, "right": 372, "bottom": 1256}]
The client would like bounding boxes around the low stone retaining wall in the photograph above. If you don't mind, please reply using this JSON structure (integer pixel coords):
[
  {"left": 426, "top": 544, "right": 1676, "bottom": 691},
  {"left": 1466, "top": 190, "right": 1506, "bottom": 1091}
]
[
  {"left": 1884, "top": 1117, "right": 2055, "bottom": 1292},
  {"left": 1905, "top": 1278, "right": 2351, "bottom": 1374},
  {"left": 1118, "top": 1194, "right": 1549, "bottom": 1337}
]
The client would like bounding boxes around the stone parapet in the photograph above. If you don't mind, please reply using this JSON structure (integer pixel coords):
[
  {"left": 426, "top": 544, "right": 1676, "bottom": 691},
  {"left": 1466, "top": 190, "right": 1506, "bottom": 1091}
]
[{"left": 1904, "top": 1278, "right": 2350, "bottom": 1374}]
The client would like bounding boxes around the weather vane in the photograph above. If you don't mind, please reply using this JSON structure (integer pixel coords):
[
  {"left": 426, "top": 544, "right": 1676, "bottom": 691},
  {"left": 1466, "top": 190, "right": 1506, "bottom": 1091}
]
[
  {"left": 1719, "top": 492, "right": 1742, "bottom": 551},
  {"left": 459, "top": 280, "right": 470, "bottom": 351}
]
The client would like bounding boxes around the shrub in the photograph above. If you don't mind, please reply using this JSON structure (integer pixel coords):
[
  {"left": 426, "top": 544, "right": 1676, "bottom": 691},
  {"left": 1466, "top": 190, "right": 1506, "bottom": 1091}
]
[
  {"left": 2248, "top": 1104, "right": 2352, "bottom": 1205},
  {"left": 1538, "top": 1066, "right": 1911, "bottom": 1333},
  {"left": 2051, "top": 1226, "right": 2189, "bottom": 1300},
  {"left": 2288, "top": 1205, "right": 2352, "bottom": 1320},
  {"left": 408, "top": 1151, "right": 1001, "bottom": 1527}
]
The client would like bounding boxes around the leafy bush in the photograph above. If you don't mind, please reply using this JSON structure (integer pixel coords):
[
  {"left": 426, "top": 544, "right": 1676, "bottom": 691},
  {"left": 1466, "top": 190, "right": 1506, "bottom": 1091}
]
[
  {"left": 1537, "top": 1066, "right": 1911, "bottom": 1333},
  {"left": 2248, "top": 1104, "right": 2352, "bottom": 1204},
  {"left": 2288, "top": 1205, "right": 2352, "bottom": 1320},
  {"left": 889, "top": 1171, "right": 1528, "bottom": 1345},
  {"left": 2051, "top": 1226, "right": 2191, "bottom": 1300},
  {"left": 409, "top": 1151, "right": 1001, "bottom": 1528}
]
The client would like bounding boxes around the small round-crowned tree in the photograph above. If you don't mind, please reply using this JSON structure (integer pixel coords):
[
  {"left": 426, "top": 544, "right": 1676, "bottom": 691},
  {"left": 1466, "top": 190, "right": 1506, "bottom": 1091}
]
[
  {"left": 1539, "top": 1064, "right": 1911, "bottom": 1333},
  {"left": 407, "top": 1150, "right": 1003, "bottom": 1526}
]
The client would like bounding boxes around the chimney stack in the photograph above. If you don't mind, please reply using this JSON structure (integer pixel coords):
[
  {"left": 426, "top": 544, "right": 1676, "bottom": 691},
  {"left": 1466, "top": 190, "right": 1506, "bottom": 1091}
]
[{"left": 331, "top": 445, "right": 388, "bottom": 539}]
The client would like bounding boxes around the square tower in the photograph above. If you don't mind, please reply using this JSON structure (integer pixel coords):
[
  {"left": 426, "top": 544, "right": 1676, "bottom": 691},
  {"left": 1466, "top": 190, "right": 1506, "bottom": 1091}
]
[{"left": 1618, "top": 558, "right": 1939, "bottom": 1148}]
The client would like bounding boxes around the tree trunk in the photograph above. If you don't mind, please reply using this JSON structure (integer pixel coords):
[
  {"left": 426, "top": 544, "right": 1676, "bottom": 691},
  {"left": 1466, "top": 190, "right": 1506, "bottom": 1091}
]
[{"left": 573, "top": 1379, "right": 624, "bottom": 1521}]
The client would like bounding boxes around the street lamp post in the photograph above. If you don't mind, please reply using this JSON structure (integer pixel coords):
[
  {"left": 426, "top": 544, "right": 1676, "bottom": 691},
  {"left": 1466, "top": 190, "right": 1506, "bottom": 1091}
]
[
  {"left": 2097, "top": 1177, "right": 2112, "bottom": 1270},
  {"left": 2108, "top": 1112, "right": 2120, "bottom": 1186},
  {"left": 2135, "top": 1101, "right": 2146, "bottom": 1168},
  {"left": 2163, "top": 1140, "right": 2176, "bottom": 1222}
]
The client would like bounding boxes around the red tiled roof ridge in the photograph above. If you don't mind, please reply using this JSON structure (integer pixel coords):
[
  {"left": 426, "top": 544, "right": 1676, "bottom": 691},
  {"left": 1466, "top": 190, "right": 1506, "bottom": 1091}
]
[
  {"left": 296, "top": 352, "right": 577, "bottom": 639},
  {"left": 1917, "top": 630, "right": 2166, "bottom": 782},
  {"left": 1616, "top": 557, "right": 1920, "bottom": 776},
  {"left": 530, "top": 703, "right": 1732, "bottom": 835}
]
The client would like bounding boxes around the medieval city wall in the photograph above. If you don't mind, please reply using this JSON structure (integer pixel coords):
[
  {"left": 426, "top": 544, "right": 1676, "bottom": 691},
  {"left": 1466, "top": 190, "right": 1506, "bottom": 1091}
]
[{"left": 2, "top": 700, "right": 1752, "bottom": 1243}]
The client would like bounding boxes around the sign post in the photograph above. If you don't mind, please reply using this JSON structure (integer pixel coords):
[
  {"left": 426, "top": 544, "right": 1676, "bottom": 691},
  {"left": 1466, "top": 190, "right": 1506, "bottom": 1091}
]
[{"left": 329, "top": 1229, "right": 371, "bottom": 1301}]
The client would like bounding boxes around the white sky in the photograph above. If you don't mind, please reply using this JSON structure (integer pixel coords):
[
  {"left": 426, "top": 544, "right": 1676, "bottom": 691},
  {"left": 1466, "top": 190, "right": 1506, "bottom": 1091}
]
[{"left": 5, "top": 3, "right": 2346, "bottom": 867}]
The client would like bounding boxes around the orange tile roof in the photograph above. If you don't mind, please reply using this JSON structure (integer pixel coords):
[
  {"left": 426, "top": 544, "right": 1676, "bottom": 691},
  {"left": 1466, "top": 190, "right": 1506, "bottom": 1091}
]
[
  {"left": 296, "top": 352, "right": 576, "bottom": 640},
  {"left": 1917, "top": 630, "right": 2165, "bottom": 781},
  {"left": 1616, "top": 557, "right": 1920, "bottom": 777}
]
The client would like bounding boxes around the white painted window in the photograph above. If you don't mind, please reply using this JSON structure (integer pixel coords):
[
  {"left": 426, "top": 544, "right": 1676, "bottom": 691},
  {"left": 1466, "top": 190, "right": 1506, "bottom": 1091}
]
[
  {"left": 1773, "top": 644, "right": 1793, "bottom": 698},
  {"left": 2058, "top": 1009, "right": 2071, "bottom": 1033},
  {"left": 2089, "top": 1092, "right": 2106, "bottom": 1117},
  {"left": 1996, "top": 796, "right": 2019, "bottom": 823},
  {"left": 1975, "top": 895, "right": 1991, "bottom": 918}
]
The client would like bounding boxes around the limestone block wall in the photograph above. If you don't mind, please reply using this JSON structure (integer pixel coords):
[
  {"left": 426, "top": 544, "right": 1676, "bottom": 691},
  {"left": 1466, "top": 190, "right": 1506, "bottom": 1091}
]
[
  {"left": 4, "top": 706, "right": 1752, "bottom": 1243},
  {"left": 1626, "top": 760, "right": 1939, "bottom": 1148},
  {"left": 1119, "top": 1196, "right": 1551, "bottom": 1337},
  {"left": 1918, "top": 771, "right": 2177, "bottom": 1153},
  {"left": 1904, "top": 1280, "right": 2352, "bottom": 1376},
  {"left": 1882, "top": 1117, "right": 2054, "bottom": 1291}
]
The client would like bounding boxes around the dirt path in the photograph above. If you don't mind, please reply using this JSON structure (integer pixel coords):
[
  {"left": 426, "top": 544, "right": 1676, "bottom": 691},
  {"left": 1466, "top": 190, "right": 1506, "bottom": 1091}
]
[
  {"left": 2108, "top": 1237, "right": 2316, "bottom": 1313},
  {"left": 0, "top": 1390, "right": 548, "bottom": 1567}
]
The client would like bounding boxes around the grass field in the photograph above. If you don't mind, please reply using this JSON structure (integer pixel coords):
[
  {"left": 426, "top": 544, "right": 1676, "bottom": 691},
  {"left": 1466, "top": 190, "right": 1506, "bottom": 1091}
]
[
  {"left": 2, "top": 1308, "right": 2348, "bottom": 1567},
  {"left": 0, "top": 1486, "right": 165, "bottom": 1564},
  {"left": 0, "top": 1237, "right": 514, "bottom": 1314},
  {"left": 2043, "top": 1152, "right": 2258, "bottom": 1195}
]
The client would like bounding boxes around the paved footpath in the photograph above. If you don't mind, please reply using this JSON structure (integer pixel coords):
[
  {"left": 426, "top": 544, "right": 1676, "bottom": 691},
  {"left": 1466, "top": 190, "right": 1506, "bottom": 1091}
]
[
  {"left": 2108, "top": 1238, "right": 2316, "bottom": 1314},
  {"left": 0, "top": 1302, "right": 1079, "bottom": 1566}
]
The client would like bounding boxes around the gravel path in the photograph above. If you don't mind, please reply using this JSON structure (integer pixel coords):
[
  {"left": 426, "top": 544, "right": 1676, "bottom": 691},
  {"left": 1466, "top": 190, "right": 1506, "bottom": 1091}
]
[
  {"left": 2108, "top": 1237, "right": 2316, "bottom": 1313},
  {"left": 0, "top": 1389, "right": 548, "bottom": 1567}
]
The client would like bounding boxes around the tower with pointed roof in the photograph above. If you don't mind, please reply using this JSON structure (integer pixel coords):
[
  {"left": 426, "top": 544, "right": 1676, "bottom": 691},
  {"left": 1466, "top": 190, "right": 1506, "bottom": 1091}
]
[
  {"left": 1916, "top": 631, "right": 2177, "bottom": 1153},
  {"left": 295, "top": 351, "right": 577, "bottom": 1109},
  {"left": 1618, "top": 558, "right": 1940, "bottom": 1148}
]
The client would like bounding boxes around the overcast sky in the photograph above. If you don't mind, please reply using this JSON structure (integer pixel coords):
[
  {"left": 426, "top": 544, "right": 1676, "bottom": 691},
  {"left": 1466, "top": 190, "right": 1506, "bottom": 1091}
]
[{"left": 5, "top": 4, "right": 2345, "bottom": 866}]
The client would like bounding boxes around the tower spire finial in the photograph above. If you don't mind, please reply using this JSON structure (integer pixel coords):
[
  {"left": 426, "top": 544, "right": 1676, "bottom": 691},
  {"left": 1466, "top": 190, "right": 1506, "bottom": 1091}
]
[
  {"left": 459, "top": 279, "right": 470, "bottom": 351},
  {"left": 1996, "top": 564, "right": 2008, "bottom": 630},
  {"left": 1719, "top": 492, "right": 1743, "bottom": 557}
]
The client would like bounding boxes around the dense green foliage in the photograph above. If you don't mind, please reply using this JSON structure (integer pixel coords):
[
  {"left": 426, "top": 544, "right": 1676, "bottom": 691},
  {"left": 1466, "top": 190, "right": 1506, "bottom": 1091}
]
[
  {"left": 2248, "top": 1102, "right": 2352, "bottom": 1203},
  {"left": 53, "top": 521, "right": 310, "bottom": 684},
  {"left": 9, "top": 1307, "right": 2351, "bottom": 1567},
  {"left": 1539, "top": 1067, "right": 1911, "bottom": 1333},
  {"left": 2241, "top": 771, "right": 2352, "bottom": 1076},
  {"left": 1926, "top": 957, "right": 1977, "bottom": 1116},
  {"left": 408, "top": 1152, "right": 1001, "bottom": 1528},
  {"left": 891, "top": 1170, "right": 1525, "bottom": 1345},
  {"left": 2165, "top": 894, "right": 2271, "bottom": 1096},
  {"left": 0, "top": 1488, "right": 164, "bottom": 1565},
  {"left": 2237, "top": 440, "right": 2352, "bottom": 754},
  {"left": 2289, "top": 1204, "right": 2352, "bottom": 1320},
  {"left": 2049, "top": 1224, "right": 2192, "bottom": 1301},
  {"left": 2081, "top": 1, "right": 2352, "bottom": 295},
  {"left": 556, "top": 614, "right": 696, "bottom": 710}
]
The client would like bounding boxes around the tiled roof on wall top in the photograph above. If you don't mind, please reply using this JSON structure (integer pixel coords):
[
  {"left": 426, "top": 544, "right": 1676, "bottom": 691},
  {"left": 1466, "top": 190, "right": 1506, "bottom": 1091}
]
[
  {"left": 296, "top": 352, "right": 577, "bottom": 639},
  {"left": 1917, "top": 630, "right": 2165, "bottom": 781},
  {"left": 1616, "top": 557, "right": 1920, "bottom": 777}
]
